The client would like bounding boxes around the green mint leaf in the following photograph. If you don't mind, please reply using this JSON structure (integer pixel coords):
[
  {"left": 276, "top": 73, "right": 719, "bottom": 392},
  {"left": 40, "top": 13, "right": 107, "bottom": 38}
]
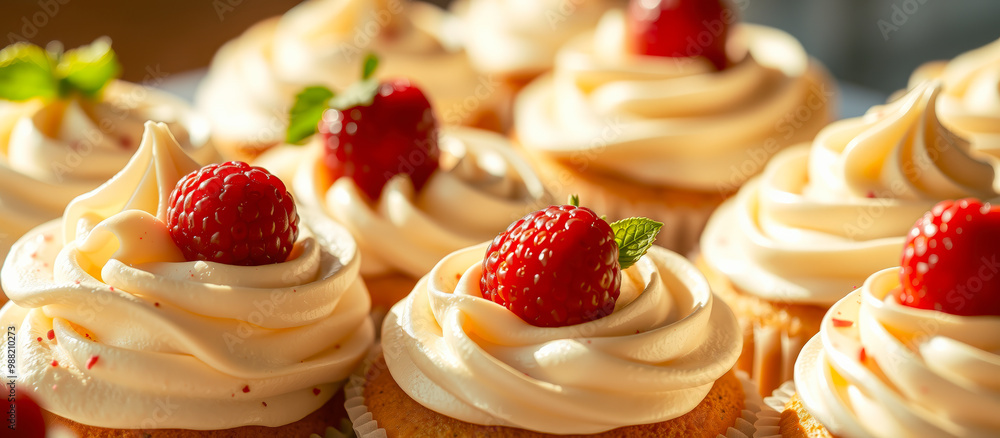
[
  {"left": 0, "top": 43, "right": 57, "bottom": 101},
  {"left": 329, "top": 78, "right": 379, "bottom": 111},
  {"left": 56, "top": 38, "right": 121, "bottom": 98},
  {"left": 361, "top": 53, "right": 379, "bottom": 80},
  {"left": 610, "top": 217, "right": 663, "bottom": 270},
  {"left": 568, "top": 194, "right": 580, "bottom": 207},
  {"left": 286, "top": 85, "right": 335, "bottom": 144}
]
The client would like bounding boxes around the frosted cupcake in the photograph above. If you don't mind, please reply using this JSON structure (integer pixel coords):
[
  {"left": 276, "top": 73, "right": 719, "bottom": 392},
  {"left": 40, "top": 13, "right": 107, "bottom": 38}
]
[
  {"left": 256, "top": 58, "right": 550, "bottom": 323},
  {"left": 345, "top": 200, "right": 760, "bottom": 437},
  {"left": 755, "top": 198, "right": 1000, "bottom": 437},
  {"left": 0, "top": 40, "right": 216, "bottom": 301},
  {"left": 452, "top": 0, "right": 625, "bottom": 87},
  {"left": 698, "top": 80, "right": 997, "bottom": 396},
  {"left": 0, "top": 122, "right": 373, "bottom": 435},
  {"left": 514, "top": 0, "right": 835, "bottom": 253},
  {"left": 196, "top": 0, "right": 509, "bottom": 161},
  {"left": 905, "top": 37, "right": 1000, "bottom": 163}
]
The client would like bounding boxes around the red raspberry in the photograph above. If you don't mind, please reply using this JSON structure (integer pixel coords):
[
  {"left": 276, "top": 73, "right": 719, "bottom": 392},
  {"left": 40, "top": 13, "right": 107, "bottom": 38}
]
[
  {"left": 627, "top": 0, "right": 732, "bottom": 70},
  {"left": 896, "top": 198, "right": 1000, "bottom": 316},
  {"left": 319, "top": 78, "right": 439, "bottom": 201},
  {"left": 166, "top": 161, "right": 299, "bottom": 266},
  {"left": 480, "top": 205, "right": 621, "bottom": 327},
  {"left": 11, "top": 391, "right": 46, "bottom": 438}
]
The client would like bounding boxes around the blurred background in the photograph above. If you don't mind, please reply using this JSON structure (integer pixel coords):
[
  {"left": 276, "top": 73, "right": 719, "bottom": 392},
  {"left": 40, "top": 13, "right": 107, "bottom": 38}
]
[{"left": 2, "top": 0, "right": 998, "bottom": 97}]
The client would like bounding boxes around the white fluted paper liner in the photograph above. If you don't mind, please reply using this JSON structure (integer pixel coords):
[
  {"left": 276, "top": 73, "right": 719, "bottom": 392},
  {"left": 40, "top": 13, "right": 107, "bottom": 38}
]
[
  {"left": 345, "top": 344, "right": 762, "bottom": 438},
  {"left": 746, "top": 324, "right": 811, "bottom": 397},
  {"left": 752, "top": 380, "right": 797, "bottom": 438}
]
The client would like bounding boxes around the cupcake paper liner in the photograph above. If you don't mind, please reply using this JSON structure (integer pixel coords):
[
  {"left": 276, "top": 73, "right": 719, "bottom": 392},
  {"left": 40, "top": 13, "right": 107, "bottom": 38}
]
[
  {"left": 752, "top": 380, "right": 797, "bottom": 438},
  {"left": 745, "top": 323, "right": 810, "bottom": 397},
  {"left": 345, "top": 344, "right": 762, "bottom": 438}
]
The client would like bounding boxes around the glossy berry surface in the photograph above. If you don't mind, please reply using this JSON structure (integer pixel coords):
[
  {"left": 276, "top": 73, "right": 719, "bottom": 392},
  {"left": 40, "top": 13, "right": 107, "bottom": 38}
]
[
  {"left": 896, "top": 198, "right": 1000, "bottom": 316},
  {"left": 480, "top": 205, "right": 621, "bottom": 327},
  {"left": 167, "top": 161, "right": 299, "bottom": 266},
  {"left": 626, "top": 0, "right": 732, "bottom": 70},
  {"left": 11, "top": 391, "right": 46, "bottom": 438},
  {"left": 319, "top": 78, "right": 439, "bottom": 201}
]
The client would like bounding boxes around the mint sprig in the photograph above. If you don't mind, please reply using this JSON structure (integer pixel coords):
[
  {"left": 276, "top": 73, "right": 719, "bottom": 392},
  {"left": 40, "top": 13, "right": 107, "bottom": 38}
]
[
  {"left": 0, "top": 38, "right": 120, "bottom": 102},
  {"left": 610, "top": 218, "right": 663, "bottom": 270},
  {"left": 286, "top": 53, "right": 381, "bottom": 144},
  {"left": 286, "top": 86, "right": 335, "bottom": 144}
]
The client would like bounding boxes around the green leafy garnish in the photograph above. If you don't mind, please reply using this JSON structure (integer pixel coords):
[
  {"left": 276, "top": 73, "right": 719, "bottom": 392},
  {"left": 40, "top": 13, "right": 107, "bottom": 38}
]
[
  {"left": 286, "top": 53, "right": 382, "bottom": 144},
  {"left": 567, "top": 194, "right": 580, "bottom": 207},
  {"left": 286, "top": 86, "right": 335, "bottom": 144},
  {"left": 361, "top": 53, "right": 379, "bottom": 80},
  {"left": 610, "top": 217, "right": 663, "bottom": 270},
  {"left": 0, "top": 38, "right": 120, "bottom": 102},
  {"left": 56, "top": 38, "right": 121, "bottom": 98}
]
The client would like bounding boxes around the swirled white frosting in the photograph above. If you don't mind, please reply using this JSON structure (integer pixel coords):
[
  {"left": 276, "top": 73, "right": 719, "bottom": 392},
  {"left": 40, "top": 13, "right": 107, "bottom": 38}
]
[
  {"left": 701, "top": 81, "right": 998, "bottom": 306},
  {"left": 795, "top": 268, "right": 1000, "bottom": 437},
  {"left": 0, "top": 122, "right": 372, "bottom": 429},
  {"left": 268, "top": 126, "right": 550, "bottom": 279},
  {"left": 0, "top": 82, "right": 216, "bottom": 297},
  {"left": 515, "top": 10, "right": 834, "bottom": 192},
  {"left": 908, "top": 37, "right": 1000, "bottom": 164},
  {"left": 382, "top": 244, "right": 742, "bottom": 434},
  {"left": 197, "top": 0, "right": 503, "bottom": 150},
  {"left": 453, "top": 0, "right": 624, "bottom": 78}
]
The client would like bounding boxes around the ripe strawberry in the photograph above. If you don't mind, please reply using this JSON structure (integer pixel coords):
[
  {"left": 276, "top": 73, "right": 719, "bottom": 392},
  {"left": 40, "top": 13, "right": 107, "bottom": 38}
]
[
  {"left": 166, "top": 161, "right": 299, "bottom": 266},
  {"left": 319, "top": 78, "right": 439, "bottom": 201},
  {"left": 896, "top": 198, "right": 1000, "bottom": 316},
  {"left": 285, "top": 54, "right": 439, "bottom": 202},
  {"left": 627, "top": 0, "right": 732, "bottom": 70},
  {"left": 11, "top": 391, "right": 45, "bottom": 438},
  {"left": 480, "top": 196, "right": 662, "bottom": 327}
]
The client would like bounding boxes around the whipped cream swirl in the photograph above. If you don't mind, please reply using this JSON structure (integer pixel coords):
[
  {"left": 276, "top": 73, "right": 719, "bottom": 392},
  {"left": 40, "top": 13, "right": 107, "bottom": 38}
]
[
  {"left": 795, "top": 268, "right": 1000, "bottom": 437},
  {"left": 908, "top": 37, "right": 1000, "bottom": 163},
  {"left": 382, "top": 244, "right": 742, "bottom": 434},
  {"left": 197, "top": 0, "right": 499, "bottom": 150},
  {"left": 0, "top": 122, "right": 372, "bottom": 429},
  {"left": 702, "top": 81, "right": 998, "bottom": 306},
  {"left": 454, "top": 0, "right": 624, "bottom": 78},
  {"left": 293, "top": 126, "right": 551, "bottom": 279},
  {"left": 515, "top": 10, "right": 834, "bottom": 192},
  {"left": 0, "top": 82, "right": 216, "bottom": 295}
]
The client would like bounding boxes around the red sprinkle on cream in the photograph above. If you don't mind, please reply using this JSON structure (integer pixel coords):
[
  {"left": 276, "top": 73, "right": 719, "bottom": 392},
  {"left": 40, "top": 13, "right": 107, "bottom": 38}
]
[
  {"left": 262, "top": 402, "right": 267, "bottom": 407},
  {"left": 312, "top": 388, "right": 321, "bottom": 396},
  {"left": 154, "top": 302, "right": 161, "bottom": 307},
  {"left": 36, "top": 337, "right": 42, "bottom": 342},
  {"left": 47, "top": 330, "right": 55, "bottom": 340},
  {"left": 242, "top": 385, "right": 250, "bottom": 393},
  {"left": 51, "top": 360, "right": 58, "bottom": 367},
  {"left": 859, "top": 348, "right": 867, "bottom": 362},
  {"left": 86, "top": 355, "right": 99, "bottom": 370},
  {"left": 831, "top": 318, "right": 853, "bottom": 328}
]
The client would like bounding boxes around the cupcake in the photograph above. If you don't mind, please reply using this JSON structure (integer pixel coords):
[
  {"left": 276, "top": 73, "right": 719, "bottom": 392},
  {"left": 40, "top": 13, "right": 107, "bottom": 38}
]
[
  {"left": 255, "top": 60, "right": 551, "bottom": 324},
  {"left": 452, "top": 0, "right": 625, "bottom": 88},
  {"left": 196, "top": 0, "right": 510, "bottom": 161},
  {"left": 755, "top": 198, "right": 1000, "bottom": 437},
  {"left": 514, "top": 0, "right": 835, "bottom": 253},
  {"left": 0, "top": 121, "right": 373, "bottom": 435},
  {"left": 698, "top": 80, "right": 998, "bottom": 396},
  {"left": 0, "top": 40, "right": 216, "bottom": 301},
  {"left": 345, "top": 200, "right": 760, "bottom": 436},
  {"left": 905, "top": 37, "right": 1000, "bottom": 162}
]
